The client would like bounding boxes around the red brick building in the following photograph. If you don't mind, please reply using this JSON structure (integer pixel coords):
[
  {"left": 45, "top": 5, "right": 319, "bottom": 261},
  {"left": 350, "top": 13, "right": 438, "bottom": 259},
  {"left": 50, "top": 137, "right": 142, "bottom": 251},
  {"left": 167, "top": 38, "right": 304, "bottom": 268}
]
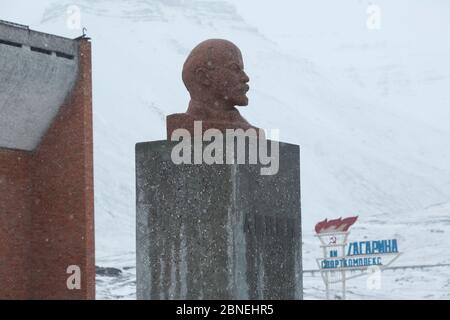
[{"left": 0, "top": 20, "right": 95, "bottom": 299}]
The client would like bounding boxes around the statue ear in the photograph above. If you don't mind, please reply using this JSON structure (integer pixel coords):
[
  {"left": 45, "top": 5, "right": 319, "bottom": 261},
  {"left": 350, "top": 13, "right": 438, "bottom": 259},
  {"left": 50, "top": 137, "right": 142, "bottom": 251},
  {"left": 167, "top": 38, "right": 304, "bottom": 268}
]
[{"left": 195, "top": 67, "right": 211, "bottom": 86}]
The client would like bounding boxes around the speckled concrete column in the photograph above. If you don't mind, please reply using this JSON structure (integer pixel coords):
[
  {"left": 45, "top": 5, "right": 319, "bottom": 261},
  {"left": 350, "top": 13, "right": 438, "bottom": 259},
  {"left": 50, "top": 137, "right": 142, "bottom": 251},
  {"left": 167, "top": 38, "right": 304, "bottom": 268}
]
[{"left": 136, "top": 140, "right": 302, "bottom": 300}]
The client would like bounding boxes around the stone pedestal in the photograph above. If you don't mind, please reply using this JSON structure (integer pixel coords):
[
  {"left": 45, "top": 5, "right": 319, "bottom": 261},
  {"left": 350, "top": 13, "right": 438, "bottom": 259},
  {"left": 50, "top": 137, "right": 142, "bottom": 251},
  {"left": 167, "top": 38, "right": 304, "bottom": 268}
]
[{"left": 136, "top": 140, "right": 302, "bottom": 299}]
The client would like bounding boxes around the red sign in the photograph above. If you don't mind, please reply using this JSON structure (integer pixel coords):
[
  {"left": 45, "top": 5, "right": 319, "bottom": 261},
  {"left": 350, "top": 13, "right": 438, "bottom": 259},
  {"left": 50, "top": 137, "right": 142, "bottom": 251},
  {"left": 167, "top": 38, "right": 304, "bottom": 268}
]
[{"left": 315, "top": 216, "right": 358, "bottom": 234}]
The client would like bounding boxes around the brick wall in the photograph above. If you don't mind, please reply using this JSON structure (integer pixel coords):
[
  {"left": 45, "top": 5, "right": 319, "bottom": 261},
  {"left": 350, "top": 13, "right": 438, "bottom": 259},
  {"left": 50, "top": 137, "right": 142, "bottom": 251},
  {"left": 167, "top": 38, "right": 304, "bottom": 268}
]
[
  {"left": 0, "top": 38, "right": 94, "bottom": 299},
  {"left": 0, "top": 149, "right": 31, "bottom": 299}
]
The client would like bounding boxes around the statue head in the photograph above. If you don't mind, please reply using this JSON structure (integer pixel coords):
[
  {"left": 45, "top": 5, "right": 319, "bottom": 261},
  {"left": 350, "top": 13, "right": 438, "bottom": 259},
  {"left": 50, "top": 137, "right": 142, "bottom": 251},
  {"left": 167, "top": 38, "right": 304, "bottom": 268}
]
[{"left": 182, "top": 39, "right": 250, "bottom": 108}]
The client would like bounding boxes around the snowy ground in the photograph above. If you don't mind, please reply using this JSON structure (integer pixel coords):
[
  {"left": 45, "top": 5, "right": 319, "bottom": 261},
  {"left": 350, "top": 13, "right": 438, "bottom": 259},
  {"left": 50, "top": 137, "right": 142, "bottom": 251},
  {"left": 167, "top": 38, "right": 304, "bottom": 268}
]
[{"left": 96, "top": 201, "right": 450, "bottom": 300}]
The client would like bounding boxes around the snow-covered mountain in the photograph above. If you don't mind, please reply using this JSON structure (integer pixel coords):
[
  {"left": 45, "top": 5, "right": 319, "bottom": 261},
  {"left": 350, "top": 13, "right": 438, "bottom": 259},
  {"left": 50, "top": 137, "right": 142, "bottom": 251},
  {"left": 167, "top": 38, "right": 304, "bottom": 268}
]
[{"left": 2, "top": 0, "right": 449, "bottom": 299}]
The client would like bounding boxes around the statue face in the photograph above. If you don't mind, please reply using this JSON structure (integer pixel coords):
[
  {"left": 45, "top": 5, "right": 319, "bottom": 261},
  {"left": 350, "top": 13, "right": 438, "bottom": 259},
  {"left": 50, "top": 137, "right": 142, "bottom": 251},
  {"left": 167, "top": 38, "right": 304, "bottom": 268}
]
[
  {"left": 183, "top": 40, "right": 251, "bottom": 108},
  {"left": 208, "top": 52, "right": 250, "bottom": 107}
]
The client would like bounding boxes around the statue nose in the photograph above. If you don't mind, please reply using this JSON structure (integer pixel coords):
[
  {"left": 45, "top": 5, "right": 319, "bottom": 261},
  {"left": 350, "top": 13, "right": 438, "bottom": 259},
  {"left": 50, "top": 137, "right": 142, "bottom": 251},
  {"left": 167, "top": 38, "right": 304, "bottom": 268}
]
[{"left": 242, "top": 71, "right": 249, "bottom": 83}]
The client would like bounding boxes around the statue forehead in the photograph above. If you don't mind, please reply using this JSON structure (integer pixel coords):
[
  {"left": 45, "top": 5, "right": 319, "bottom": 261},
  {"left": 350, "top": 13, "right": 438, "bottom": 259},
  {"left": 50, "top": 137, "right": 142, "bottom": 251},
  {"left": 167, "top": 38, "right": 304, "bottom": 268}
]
[{"left": 186, "top": 39, "right": 243, "bottom": 67}]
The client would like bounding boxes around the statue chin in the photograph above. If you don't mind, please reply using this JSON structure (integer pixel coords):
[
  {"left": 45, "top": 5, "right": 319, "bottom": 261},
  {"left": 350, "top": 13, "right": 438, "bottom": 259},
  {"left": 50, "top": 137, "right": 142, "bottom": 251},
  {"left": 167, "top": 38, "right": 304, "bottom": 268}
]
[
  {"left": 235, "top": 97, "right": 249, "bottom": 107},
  {"left": 227, "top": 92, "right": 248, "bottom": 107}
]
